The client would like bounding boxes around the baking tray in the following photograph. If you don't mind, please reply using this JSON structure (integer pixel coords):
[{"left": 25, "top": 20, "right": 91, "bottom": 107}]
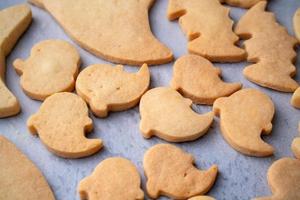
[{"left": 1, "top": 0, "right": 300, "bottom": 199}]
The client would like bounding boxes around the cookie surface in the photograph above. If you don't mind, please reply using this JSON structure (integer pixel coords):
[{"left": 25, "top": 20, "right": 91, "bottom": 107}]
[
  {"left": 254, "top": 158, "right": 300, "bottom": 200},
  {"left": 13, "top": 40, "right": 80, "bottom": 101},
  {"left": 219, "top": 0, "right": 267, "bottom": 8},
  {"left": 167, "top": 0, "right": 245, "bottom": 62},
  {"left": 76, "top": 64, "right": 150, "bottom": 118},
  {"left": 30, "top": 0, "right": 173, "bottom": 65},
  {"left": 144, "top": 144, "right": 218, "bottom": 199},
  {"left": 189, "top": 196, "right": 216, "bottom": 200},
  {"left": 292, "top": 138, "right": 300, "bottom": 159},
  {"left": 294, "top": 8, "right": 300, "bottom": 41},
  {"left": 0, "top": 4, "right": 32, "bottom": 118},
  {"left": 27, "top": 92, "right": 102, "bottom": 158},
  {"left": 171, "top": 55, "right": 242, "bottom": 105},
  {"left": 291, "top": 87, "right": 300, "bottom": 109},
  {"left": 213, "top": 88, "right": 275, "bottom": 157},
  {"left": 78, "top": 157, "right": 144, "bottom": 200},
  {"left": 140, "top": 87, "right": 214, "bottom": 142},
  {"left": 235, "top": 2, "right": 298, "bottom": 92},
  {"left": 0, "top": 136, "right": 55, "bottom": 200}
]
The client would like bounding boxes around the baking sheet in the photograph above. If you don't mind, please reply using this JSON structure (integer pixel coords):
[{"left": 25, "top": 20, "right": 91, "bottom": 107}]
[{"left": 1, "top": 0, "right": 300, "bottom": 199}]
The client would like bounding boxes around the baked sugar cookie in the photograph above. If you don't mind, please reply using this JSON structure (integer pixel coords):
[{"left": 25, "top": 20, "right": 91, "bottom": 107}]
[
  {"left": 291, "top": 87, "right": 300, "bottom": 109},
  {"left": 140, "top": 87, "right": 214, "bottom": 142},
  {"left": 294, "top": 8, "right": 300, "bottom": 41},
  {"left": 78, "top": 157, "right": 144, "bottom": 200},
  {"left": 144, "top": 144, "right": 218, "bottom": 199},
  {"left": 14, "top": 40, "right": 80, "bottom": 101},
  {"left": 213, "top": 88, "right": 275, "bottom": 157},
  {"left": 292, "top": 138, "right": 300, "bottom": 159},
  {"left": 189, "top": 196, "right": 216, "bottom": 200},
  {"left": 168, "top": 0, "right": 245, "bottom": 62},
  {"left": 219, "top": 0, "right": 267, "bottom": 8},
  {"left": 27, "top": 92, "right": 102, "bottom": 158},
  {"left": 171, "top": 55, "right": 242, "bottom": 105},
  {"left": 0, "top": 4, "right": 32, "bottom": 118},
  {"left": 0, "top": 136, "right": 55, "bottom": 200},
  {"left": 254, "top": 158, "right": 300, "bottom": 200},
  {"left": 29, "top": 0, "right": 173, "bottom": 65},
  {"left": 76, "top": 64, "right": 150, "bottom": 118},
  {"left": 235, "top": 2, "right": 299, "bottom": 92}
]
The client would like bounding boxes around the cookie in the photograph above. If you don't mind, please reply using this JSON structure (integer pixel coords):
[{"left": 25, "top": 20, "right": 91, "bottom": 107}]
[
  {"left": 254, "top": 158, "right": 300, "bottom": 200},
  {"left": 213, "top": 88, "right": 275, "bottom": 157},
  {"left": 189, "top": 196, "right": 216, "bottom": 200},
  {"left": 144, "top": 144, "right": 218, "bottom": 199},
  {"left": 291, "top": 87, "right": 300, "bottom": 109},
  {"left": 13, "top": 40, "right": 80, "bottom": 101},
  {"left": 235, "top": 2, "right": 299, "bottom": 92},
  {"left": 0, "top": 4, "right": 32, "bottom": 118},
  {"left": 167, "top": 0, "right": 245, "bottom": 62},
  {"left": 0, "top": 136, "right": 55, "bottom": 200},
  {"left": 76, "top": 64, "right": 150, "bottom": 118},
  {"left": 171, "top": 55, "right": 242, "bottom": 105},
  {"left": 27, "top": 92, "right": 102, "bottom": 158},
  {"left": 78, "top": 157, "right": 144, "bottom": 200},
  {"left": 139, "top": 87, "right": 214, "bottom": 142},
  {"left": 294, "top": 8, "right": 300, "bottom": 41},
  {"left": 219, "top": 0, "right": 267, "bottom": 8},
  {"left": 29, "top": 0, "right": 173, "bottom": 66},
  {"left": 292, "top": 138, "right": 300, "bottom": 159},
  {"left": 28, "top": 0, "right": 44, "bottom": 8}
]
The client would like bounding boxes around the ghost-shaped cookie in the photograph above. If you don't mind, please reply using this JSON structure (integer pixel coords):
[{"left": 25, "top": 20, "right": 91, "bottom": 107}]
[
  {"left": 27, "top": 92, "right": 102, "bottom": 158},
  {"left": 144, "top": 144, "right": 218, "bottom": 199},
  {"left": 28, "top": 0, "right": 173, "bottom": 65},
  {"left": 171, "top": 55, "right": 242, "bottom": 105},
  {"left": 0, "top": 136, "right": 55, "bottom": 200},
  {"left": 213, "top": 88, "right": 275, "bottom": 157},
  {"left": 76, "top": 64, "right": 150, "bottom": 118},
  {"left": 78, "top": 157, "right": 144, "bottom": 200},
  {"left": 0, "top": 4, "right": 32, "bottom": 118},
  {"left": 139, "top": 87, "right": 214, "bottom": 142},
  {"left": 291, "top": 87, "right": 300, "bottom": 109},
  {"left": 254, "top": 158, "right": 300, "bottom": 200},
  {"left": 13, "top": 40, "right": 80, "bottom": 101},
  {"left": 219, "top": 0, "right": 267, "bottom": 8}
]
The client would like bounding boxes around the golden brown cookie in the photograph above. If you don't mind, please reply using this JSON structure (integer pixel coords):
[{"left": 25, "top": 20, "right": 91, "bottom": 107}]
[
  {"left": 254, "top": 158, "right": 300, "bottom": 200},
  {"left": 213, "top": 88, "right": 275, "bottom": 157},
  {"left": 167, "top": 0, "right": 245, "bottom": 62},
  {"left": 219, "top": 0, "right": 267, "bottom": 8},
  {"left": 144, "top": 144, "right": 218, "bottom": 199},
  {"left": 189, "top": 196, "right": 216, "bottom": 200},
  {"left": 140, "top": 87, "right": 214, "bottom": 142},
  {"left": 0, "top": 136, "right": 55, "bottom": 200},
  {"left": 171, "top": 55, "right": 242, "bottom": 105},
  {"left": 29, "top": 0, "right": 173, "bottom": 66},
  {"left": 76, "top": 64, "right": 150, "bottom": 118},
  {"left": 0, "top": 4, "right": 32, "bottom": 118},
  {"left": 78, "top": 157, "right": 144, "bottom": 200},
  {"left": 291, "top": 87, "right": 300, "bottom": 109},
  {"left": 13, "top": 40, "right": 80, "bottom": 101},
  {"left": 27, "top": 92, "right": 102, "bottom": 158},
  {"left": 294, "top": 8, "right": 300, "bottom": 41},
  {"left": 235, "top": 2, "right": 299, "bottom": 92},
  {"left": 292, "top": 138, "right": 300, "bottom": 159}
]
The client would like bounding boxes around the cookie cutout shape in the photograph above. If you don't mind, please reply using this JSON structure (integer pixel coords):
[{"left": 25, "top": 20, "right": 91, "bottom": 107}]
[
  {"left": 144, "top": 144, "right": 218, "bottom": 199},
  {"left": 27, "top": 92, "right": 102, "bottom": 158},
  {"left": 13, "top": 40, "right": 80, "bottom": 101},
  {"left": 76, "top": 64, "right": 150, "bottom": 118},
  {"left": 254, "top": 158, "right": 300, "bottom": 200},
  {"left": 29, "top": 0, "right": 173, "bottom": 66},
  {"left": 219, "top": 0, "right": 267, "bottom": 8},
  {"left": 167, "top": 0, "right": 245, "bottom": 62},
  {"left": 213, "top": 88, "right": 275, "bottom": 157},
  {"left": 78, "top": 157, "right": 144, "bottom": 200},
  {"left": 294, "top": 8, "right": 300, "bottom": 41},
  {"left": 292, "top": 138, "right": 300, "bottom": 159},
  {"left": 235, "top": 2, "right": 299, "bottom": 92},
  {"left": 189, "top": 196, "right": 216, "bottom": 200},
  {"left": 291, "top": 87, "right": 300, "bottom": 109},
  {"left": 0, "top": 136, "right": 55, "bottom": 200},
  {"left": 171, "top": 55, "right": 242, "bottom": 105},
  {"left": 0, "top": 4, "right": 32, "bottom": 118},
  {"left": 140, "top": 87, "right": 214, "bottom": 142}
]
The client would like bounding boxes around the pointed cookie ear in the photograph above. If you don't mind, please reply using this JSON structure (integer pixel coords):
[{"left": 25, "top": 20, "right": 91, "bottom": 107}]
[
  {"left": 212, "top": 97, "right": 226, "bottom": 116},
  {"left": 146, "top": 177, "right": 159, "bottom": 199},
  {"left": 27, "top": 114, "right": 39, "bottom": 135},
  {"left": 137, "top": 64, "right": 150, "bottom": 77},
  {"left": 13, "top": 59, "right": 25, "bottom": 75},
  {"left": 90, "top": 99, "right": 108, "bottom": 118},
  {"left": 140, "top": 120, "right": 152, "bottom": 139}
]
